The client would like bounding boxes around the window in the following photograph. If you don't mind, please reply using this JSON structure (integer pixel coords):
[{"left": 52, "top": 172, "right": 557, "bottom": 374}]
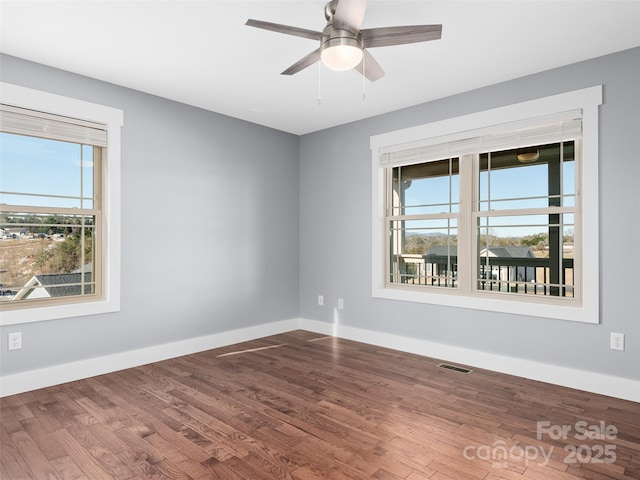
[
  {"left": 0, "top": 83, "right": 123, "bottom": 325},
  {"left": 371, "top": 87, "right": 602, "bottom": 323},
  {"left": 389, "top": 157, "right": 460, "bottom": 288}
]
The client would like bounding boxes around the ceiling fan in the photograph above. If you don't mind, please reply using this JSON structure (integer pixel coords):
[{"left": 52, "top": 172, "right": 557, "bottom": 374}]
[{"left": 246, "top": 0, "right": 442, "bottom": 82}]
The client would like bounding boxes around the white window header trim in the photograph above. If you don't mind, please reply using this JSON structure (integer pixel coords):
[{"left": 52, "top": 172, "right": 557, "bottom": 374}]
[{"left": 371, "top": 86, "right": 602, "bottom": 151}]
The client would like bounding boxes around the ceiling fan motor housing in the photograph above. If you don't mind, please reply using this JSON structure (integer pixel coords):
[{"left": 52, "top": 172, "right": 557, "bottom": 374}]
[
  {"left": 322, "top": 0, "right": 363, "bottom": 52},
  {"left": 321, "top": 26, "right": 363, "bottom": 50}
]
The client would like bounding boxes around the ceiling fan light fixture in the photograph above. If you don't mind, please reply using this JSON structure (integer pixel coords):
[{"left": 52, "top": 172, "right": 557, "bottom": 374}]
[
  {"left": 320, "top": 35, "right": 363, "bottom": 71},
  {"left": 246, "top": 0, "right": 443, "bottom": 82}
]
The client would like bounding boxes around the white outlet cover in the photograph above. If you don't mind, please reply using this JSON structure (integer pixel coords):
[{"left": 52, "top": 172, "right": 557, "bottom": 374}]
[
  {"left": 610, "top": 332, "right": 624, "bottom": 351},
  {"left": 8, "top": 332, "right": 22, "bottom": 350}
]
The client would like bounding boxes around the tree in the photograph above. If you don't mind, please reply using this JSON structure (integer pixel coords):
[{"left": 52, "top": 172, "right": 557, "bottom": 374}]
[{"left": 33, "top": 232, "right": 92, "bottom": 274}]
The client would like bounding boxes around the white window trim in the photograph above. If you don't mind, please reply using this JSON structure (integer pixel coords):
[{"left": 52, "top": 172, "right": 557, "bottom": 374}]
[
  {"left": 0, "top": 82, "right": 123, "bottom": 326},
  {"left": 371, "top": 86, "right": 602, "bottom": 323}
]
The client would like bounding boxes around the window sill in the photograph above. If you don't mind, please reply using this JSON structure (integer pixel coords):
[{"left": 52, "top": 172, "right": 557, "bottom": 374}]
[
  {"left": 373, "top": 285, "right": 598, "bottom": 324},
  {"left": 0, "top": 295, "right": 120, "bottom": 326}
]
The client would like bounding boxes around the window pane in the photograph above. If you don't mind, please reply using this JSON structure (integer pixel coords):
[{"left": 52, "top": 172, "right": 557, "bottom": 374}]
[
  {"left": 0, "top": 212, "right": 96, "bottom": 302},
  {"left": 389, "top": 218, "right": 457, "bottom": 287},
  {"left": 393, "top": 158, "right": 459, "bottom": 215},
  {"left": 0, "top": 132, "right": 93, "bottom": 209},
  {"left": 479, "top": 142, "right": 575, "bottom": 211},
  {"left": 476, "top": 214, "right": 574, "bottom": 297}
]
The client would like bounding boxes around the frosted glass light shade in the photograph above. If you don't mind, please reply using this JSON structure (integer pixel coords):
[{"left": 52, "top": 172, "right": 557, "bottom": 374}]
[{"left": 321, "top": 44, "right": 363, "bottom": 71}]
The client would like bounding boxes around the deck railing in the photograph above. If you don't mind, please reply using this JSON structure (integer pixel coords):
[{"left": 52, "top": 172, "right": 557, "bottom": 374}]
[{"left": 393, "top": 254, "right": 574, "bottom": 297}]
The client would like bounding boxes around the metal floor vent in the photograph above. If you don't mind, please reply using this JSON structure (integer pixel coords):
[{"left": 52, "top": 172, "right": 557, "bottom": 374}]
[{"left": 437, "top": 363, "right": 473, "bottom": 374}]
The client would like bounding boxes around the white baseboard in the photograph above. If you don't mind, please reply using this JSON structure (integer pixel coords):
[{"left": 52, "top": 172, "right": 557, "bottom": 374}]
[
  {"left": 299, "top": 318, "right": 640, "bottom": 403},
  {"left": 3, "top": 317, "right": 638, "bottom": 403},
  {"left": 0, "top": 318, "right": 298, "bottom": 397}
]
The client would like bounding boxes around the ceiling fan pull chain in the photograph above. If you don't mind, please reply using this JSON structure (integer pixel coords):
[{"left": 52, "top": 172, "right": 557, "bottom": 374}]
[
  {"left": 318, "top": 61, "right": 322, "bottom": 105},
  {"left": 362, "top": 53, "right": 366, "bottom": 101}
]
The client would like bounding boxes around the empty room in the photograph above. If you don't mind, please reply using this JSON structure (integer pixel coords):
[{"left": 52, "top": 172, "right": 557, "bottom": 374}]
[{"left": 1, "top": 1, "right": 639, "bottom": 479}]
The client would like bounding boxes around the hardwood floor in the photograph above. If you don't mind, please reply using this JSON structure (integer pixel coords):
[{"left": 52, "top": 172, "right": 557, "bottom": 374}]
[{"left": 1, "top": 330, "right": 639, "bottom": 479}]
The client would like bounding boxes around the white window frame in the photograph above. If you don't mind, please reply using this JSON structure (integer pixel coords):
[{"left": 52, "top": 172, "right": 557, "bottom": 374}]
[
  {"left": 371, "top": 86, "right": 602, "bottom": 323},
  {"left": 0, "top": 82, "right": 123, "bottom": 326}
]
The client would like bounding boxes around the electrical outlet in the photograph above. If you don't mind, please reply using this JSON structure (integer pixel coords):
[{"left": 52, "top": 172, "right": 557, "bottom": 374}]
[
  {"left": 610, "top": 332, "right": 624, "bottom": 351},
  {"left": 337, "top": 298, "right": 344, "bottom": 310},
  {"left": 8, "top": 332, "right": 22, "bottom": 350},
  {"left": 318, "top": 295, "right": 324, "bottom": 306}
]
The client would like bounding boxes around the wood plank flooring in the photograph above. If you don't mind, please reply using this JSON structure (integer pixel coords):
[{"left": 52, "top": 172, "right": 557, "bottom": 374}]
[{"left": 1, "top": 330, "right": 639, "bottom": 479}]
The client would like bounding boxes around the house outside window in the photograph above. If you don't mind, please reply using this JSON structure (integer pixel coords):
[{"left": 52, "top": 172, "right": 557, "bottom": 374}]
[
  {"left": 0, "top": 83, "right": 122, "bottom": 326},
  {"left": 371, "top": 87, "right": 602, "bottom": 323}
]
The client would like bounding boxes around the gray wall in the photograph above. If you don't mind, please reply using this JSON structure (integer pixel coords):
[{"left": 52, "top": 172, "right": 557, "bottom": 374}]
[
  {"left": 299, "top": 47, "right": 640, "bottom": 380},
  {"left": 2, "top": 47, "right": 638, "bottom": 383},
  {"left": 0, "top": 54, "right": 300, "bottom": 376}
]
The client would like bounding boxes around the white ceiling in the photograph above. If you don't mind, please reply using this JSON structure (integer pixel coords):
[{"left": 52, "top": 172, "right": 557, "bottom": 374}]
[{"left": 1, "top": 1, "right": 639, "bottom": 135}]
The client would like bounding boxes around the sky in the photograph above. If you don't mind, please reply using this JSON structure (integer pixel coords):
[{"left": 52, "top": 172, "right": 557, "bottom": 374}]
[
  {"left": 401, "top": 159, "right": 575, "bottom": 239},
  {"left": 0, "top": 132, "right": 94, "bottom": 209},
  {"left": 1, "top": 131, "right": 575, "bottom": 239}
]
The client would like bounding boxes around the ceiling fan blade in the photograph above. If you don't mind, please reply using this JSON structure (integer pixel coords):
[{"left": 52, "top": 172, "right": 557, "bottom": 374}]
[
  {"left": 281, "top": 48, "right": 321, "bottom": 76},
  {"left": 354, "top": 49, "right": 385, "bottom": 82},
  {"left": 245, "top": 19, "right": 323, "bottom": 41},
  {"left": 361, "top": 24, "right": 442, "bottom": 48},
  {"left": 332, "top": 0, "right": 368, "bottom": 32}
]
